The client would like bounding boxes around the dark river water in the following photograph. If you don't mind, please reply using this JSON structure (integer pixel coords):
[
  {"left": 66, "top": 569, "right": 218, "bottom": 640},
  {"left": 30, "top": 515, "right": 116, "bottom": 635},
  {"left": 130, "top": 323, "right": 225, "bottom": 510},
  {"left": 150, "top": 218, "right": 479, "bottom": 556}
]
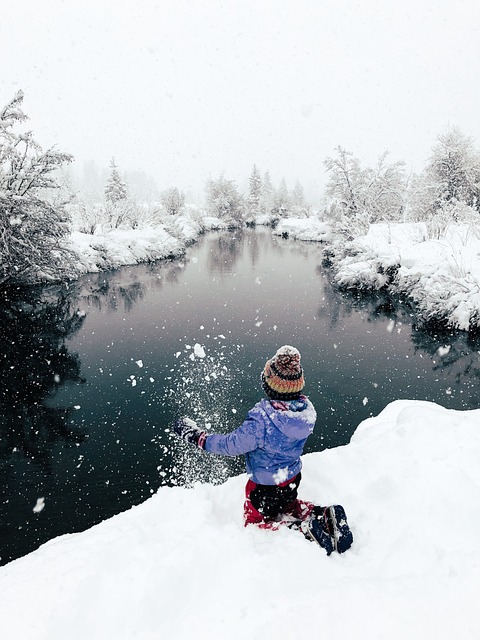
[{"left": 1, "top": 227, "right": 480, "bottom": 564}]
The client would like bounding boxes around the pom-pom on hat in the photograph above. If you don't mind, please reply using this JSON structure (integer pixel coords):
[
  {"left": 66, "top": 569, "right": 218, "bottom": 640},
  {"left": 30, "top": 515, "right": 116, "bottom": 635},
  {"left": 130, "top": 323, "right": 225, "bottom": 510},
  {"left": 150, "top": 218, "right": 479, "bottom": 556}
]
[{"left": 261, "top": 345, "right": 305, "bottom": 400}]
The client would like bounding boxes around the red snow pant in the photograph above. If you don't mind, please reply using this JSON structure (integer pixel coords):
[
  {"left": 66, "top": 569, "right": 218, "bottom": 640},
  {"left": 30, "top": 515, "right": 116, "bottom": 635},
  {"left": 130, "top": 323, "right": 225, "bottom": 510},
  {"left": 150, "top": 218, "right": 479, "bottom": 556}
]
[{"left": 243, "top": 472, "right": 314, "bottom": 530}]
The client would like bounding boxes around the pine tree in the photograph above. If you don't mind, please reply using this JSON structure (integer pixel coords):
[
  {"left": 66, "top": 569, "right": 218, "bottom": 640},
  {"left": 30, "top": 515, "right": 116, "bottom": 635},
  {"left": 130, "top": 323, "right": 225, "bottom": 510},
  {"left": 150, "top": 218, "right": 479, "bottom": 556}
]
[
  {"left": 290, "top": 180, "right": 310, "bottom": 217},
  {"left": 247, "top": 165, "right": 262, "bottom": 216},
  {"left": 272, "top": 178, "right": 290, "bottom": 218},
  {"left": 104, "top": 158, "right": 127, "bottom": 204},
  {"left": 0, "top": 90, "right": 75, "bottom": 286},
  {"left": 260, "top": 171, "right": 275, "bottom": 215}
]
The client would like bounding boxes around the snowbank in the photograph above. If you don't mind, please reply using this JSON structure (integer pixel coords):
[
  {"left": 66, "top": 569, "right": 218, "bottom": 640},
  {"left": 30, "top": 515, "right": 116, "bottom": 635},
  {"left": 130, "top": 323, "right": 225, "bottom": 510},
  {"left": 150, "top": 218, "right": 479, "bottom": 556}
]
[
  {"left": 0, "top": 400, "right": 479, "bottom": 640},
  {"left": 332, "top": 222, "right": 480, "bottom": 331},
  {"left": 273, "top": 216, "right": 331, "bottom": 242},
  {"left": 71, "top": 226, "right": 183, "bottom": 273}
]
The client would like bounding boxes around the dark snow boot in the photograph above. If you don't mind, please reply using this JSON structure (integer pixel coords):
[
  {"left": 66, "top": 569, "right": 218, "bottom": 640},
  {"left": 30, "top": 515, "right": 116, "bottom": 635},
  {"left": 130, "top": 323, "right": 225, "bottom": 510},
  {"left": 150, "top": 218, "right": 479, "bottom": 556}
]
[
  {"left": 327, "top": 505, "right": 353, "bottom": 554},
  {"left": 301, "top": 505, "right": 353, "bottom": 555},
  {"left": 300, "top": 510, "right": 335, "bottom": 555}
]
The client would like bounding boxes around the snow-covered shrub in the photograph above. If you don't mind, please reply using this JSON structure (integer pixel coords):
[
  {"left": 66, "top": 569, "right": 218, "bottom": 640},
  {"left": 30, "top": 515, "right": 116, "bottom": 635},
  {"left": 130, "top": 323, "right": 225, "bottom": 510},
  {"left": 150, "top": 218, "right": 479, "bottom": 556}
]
[
  {"left": 70, "top": 199, "right": 166, "bottom": 233},
  {"left": 425, "top": 201, "right": 480, "bottom": 240},
  {"left": 162, "top": 209, "right": 203, "bottom": 244},
  {"left": 68, "top": 201, "right": 104, "bottom": 235},
  {"left": 160, "top": 187, "right": 185, "bottom": 216},
  {"left": 334, "top": 250, "right": 399, "bottom": 291}
]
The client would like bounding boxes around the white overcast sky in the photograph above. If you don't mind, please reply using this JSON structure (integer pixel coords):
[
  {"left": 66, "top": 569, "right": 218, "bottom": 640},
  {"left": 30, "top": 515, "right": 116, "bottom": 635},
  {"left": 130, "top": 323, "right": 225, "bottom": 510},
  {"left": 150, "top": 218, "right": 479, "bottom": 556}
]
[{"left": 2, "top": 0, "right": 480, "bottom": 200}]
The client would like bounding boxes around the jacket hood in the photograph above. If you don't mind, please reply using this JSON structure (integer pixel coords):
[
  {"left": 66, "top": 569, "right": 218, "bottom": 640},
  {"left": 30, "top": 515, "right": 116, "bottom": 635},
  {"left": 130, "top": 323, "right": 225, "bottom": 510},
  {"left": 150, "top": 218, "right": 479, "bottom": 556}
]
[{"left": 259, "top": 397, "right": 316, "bottom": 439}]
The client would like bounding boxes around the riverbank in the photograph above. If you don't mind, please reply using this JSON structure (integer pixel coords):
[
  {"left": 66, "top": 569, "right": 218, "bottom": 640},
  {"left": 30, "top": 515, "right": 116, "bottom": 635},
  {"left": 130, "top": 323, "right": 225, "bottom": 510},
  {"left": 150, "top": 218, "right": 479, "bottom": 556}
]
[
  {"left": 69, "top": 210, "right": 235, "bottom": 274},
  {"left": 0, "top": 399, "right": 478, "bottom": 639}
]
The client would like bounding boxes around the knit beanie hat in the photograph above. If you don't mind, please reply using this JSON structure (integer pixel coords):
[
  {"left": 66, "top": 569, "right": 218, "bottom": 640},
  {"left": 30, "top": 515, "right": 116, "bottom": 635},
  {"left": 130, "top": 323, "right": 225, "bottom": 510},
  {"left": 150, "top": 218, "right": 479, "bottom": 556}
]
[{"left": 261, "top": 345, "right": 305, "bottom": 400}]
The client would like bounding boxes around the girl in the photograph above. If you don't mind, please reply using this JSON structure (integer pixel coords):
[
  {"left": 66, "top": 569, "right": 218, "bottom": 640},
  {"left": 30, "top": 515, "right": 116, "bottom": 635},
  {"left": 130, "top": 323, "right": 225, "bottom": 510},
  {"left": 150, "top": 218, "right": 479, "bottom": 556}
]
[{"left": 174, "top": 345, "right": 352, "bottom": 554}]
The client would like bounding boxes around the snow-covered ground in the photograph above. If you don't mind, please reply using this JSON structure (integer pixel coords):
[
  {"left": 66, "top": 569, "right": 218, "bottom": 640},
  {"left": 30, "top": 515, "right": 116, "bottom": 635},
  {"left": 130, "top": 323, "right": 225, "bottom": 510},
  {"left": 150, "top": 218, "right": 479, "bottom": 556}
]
[{"left": 1, "top": 400, "right": 478, "bottom": 640}]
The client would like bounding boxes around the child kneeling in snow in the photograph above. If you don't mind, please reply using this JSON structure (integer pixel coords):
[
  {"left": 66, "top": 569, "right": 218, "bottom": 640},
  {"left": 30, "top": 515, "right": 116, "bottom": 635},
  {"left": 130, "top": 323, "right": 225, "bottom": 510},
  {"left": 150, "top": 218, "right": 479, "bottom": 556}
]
[{"left": 174, "top": 345, "right": 352, "bottom": 554}]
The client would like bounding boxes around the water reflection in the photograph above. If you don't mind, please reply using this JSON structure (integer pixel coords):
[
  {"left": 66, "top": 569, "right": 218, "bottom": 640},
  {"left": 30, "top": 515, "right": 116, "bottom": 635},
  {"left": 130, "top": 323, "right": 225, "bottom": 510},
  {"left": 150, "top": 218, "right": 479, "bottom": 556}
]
[
  {"left": 319, "top": 276, "right": 480, "bottom": 408},
  {"left": 206, "top": 230, "right": 247, "bottom": 275},
  {"left": 0, "top": 286, "right": 87, "bottom": 467}
]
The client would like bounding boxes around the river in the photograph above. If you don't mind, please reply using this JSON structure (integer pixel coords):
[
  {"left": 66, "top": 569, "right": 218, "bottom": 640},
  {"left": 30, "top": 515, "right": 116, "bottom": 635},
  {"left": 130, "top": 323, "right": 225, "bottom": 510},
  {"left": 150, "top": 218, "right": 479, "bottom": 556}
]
[{"left": 1, "top": 226, "right": 479, "bottom": 564}]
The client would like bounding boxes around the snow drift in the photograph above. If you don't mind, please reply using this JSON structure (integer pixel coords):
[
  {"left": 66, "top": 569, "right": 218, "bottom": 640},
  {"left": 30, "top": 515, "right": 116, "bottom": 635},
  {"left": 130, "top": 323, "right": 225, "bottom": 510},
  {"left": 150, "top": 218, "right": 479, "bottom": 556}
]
[
  {"left": 0, "top": 400, "right": 479, "bottom": 639},
  {"left": 332, "top": 222, "right": 480, "bottom": 331}
]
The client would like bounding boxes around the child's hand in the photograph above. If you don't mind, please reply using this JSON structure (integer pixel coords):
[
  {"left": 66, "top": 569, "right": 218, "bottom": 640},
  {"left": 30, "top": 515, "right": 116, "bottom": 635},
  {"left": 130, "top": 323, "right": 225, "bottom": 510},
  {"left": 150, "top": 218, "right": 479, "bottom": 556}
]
[{"left": 173, "top": 417, "right": 207, "bottom": 449}]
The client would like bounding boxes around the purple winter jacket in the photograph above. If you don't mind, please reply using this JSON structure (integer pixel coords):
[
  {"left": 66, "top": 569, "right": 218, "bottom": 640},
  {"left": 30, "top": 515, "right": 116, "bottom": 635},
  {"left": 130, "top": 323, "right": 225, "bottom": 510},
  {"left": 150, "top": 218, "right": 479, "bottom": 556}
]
[{"left": 204, "top": 397, "right": 317, "bottom": 485}]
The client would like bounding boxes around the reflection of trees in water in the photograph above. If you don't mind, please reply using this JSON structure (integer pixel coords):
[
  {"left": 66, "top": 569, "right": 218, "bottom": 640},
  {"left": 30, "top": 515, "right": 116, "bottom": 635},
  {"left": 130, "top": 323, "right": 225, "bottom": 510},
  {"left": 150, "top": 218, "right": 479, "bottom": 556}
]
[
  {"left": 75, "top": 274, "right": 147, "bottom": 312},
  {"left": 319, "top": 274, "right": 480, "bottom": 403},
  {"left": 1, "top": 258, "right": 188, "bottom": 466},
  {"left": 318, "top": 274, "right": 412, "bottom": 330},
  {"left": 247, "top": 231, "right": 260, "bottom": 267},
  {"left": 206, "top": 230, "right": 246, "bottom": 275},
  {"left": 73, "top": 260, "right": 185, "bottom": 312},
  {"left": 411, "top": 328, "right": 480, "bottom": 402},
  {"left": 205, "top": 228, "right": 319, "bottom": 275},
  {"left": 0, "top": 286, "right": 87, "bottom": 468}
]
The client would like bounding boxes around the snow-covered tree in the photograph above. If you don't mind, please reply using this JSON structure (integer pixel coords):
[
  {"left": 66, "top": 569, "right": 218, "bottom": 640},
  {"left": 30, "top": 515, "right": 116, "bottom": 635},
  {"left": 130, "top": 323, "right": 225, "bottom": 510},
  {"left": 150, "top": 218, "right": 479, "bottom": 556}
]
[
  {"left": 290, "top": 180, "right": 310, "bottom": 217},
  {"left": 205, "top": 175, "right": 244, "bottom": 224},
  {"left": 0, "top": 90, "right": 75, "bottom": 286},
  {"left": 324, "top": 147, "right": 365, "bottom": 220},
  {"left": 272, "top": 178, "right": 290, "bottom": 218},
  {"left": 104, "top": 158, "right": 127, "bottom": 204},
  {"left": 362, "top": 152, "right": 406, "bottom": 223},
  {"left": 161, "top": 187, "right": 185, "bottom": 216},
  {"left": 246, "top": 165, "right": 262, "bottom": 217},
  {"left": 324, "top": 147, "right": 406, "bottom": 236},
  {"left": 426, "top": 127, "right": 480, "bottom": 211},
  {"left": 260, "top": 171, "right": 275, "bottom": 215},
  {"left": 291, "top": 180, "right": 305, "bottom": 207},
  {"left": 407, "top": 128, "right": 480, "bottom": 232}
]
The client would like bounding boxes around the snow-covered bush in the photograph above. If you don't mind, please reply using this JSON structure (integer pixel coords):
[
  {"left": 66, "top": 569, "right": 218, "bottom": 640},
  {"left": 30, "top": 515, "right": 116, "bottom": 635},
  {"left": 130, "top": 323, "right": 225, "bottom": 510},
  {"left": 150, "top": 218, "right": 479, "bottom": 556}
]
[
  {"left": 69, "top": 200, "right": 166, "bottom": 234},
  {"left": 160, "top": 187, "right": 185, "bottom": 216},
  {"left": 425, "top": 201, "right": 480, "bottom": 240},
  {"left": 0, "top": 91, "right": 77, "bottom": 286}
]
